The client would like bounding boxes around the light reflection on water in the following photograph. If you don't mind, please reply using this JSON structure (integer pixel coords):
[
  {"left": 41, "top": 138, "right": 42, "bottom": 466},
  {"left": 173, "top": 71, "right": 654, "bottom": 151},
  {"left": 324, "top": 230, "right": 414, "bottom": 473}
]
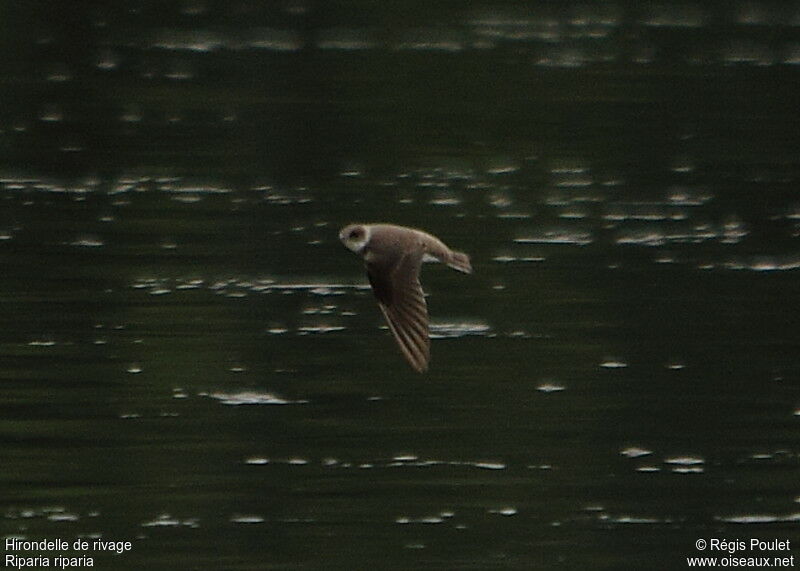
[{"left": 3, "top": 1, "right": 800, "bottom": 569}]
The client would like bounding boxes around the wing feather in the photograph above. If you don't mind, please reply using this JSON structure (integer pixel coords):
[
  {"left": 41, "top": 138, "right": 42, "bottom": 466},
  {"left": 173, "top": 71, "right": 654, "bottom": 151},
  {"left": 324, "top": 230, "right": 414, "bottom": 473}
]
[
  {"left": 379, "top": 304, "right": 428, "bottom": 372},
  {"left": 367, "top": 251, "right": 430, "bottom": 373}
]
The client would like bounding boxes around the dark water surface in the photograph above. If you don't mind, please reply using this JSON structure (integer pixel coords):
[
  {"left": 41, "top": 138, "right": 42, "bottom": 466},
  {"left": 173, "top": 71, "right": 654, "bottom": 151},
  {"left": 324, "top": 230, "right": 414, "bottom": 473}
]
[{"left": 2, "top": 2, "right": 800, "bottom": 569}]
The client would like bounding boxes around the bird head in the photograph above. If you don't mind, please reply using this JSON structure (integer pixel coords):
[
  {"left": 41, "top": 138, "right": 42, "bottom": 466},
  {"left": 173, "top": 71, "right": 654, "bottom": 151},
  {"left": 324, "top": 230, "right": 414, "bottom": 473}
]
[{"left": 339, "top": 224, "right": 370, "bottom": 254}]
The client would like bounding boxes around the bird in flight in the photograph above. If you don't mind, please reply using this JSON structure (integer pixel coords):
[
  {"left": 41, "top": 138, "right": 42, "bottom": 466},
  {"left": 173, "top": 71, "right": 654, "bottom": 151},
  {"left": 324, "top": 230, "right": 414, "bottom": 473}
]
[{"left": 339, "top": 223, "right": 472, "bottom": 372}]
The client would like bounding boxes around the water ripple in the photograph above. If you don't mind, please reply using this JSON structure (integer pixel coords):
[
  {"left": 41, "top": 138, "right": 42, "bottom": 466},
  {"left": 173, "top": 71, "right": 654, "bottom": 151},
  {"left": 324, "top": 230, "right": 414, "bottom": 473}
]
[
  {"left": 429, "top": 321, "right": 492, "bottom": 339},
  {"left": 201, "top": 391, "right": 308, "bottom": 406},
  {"left": 515, "top": 228, "right": 594, "bottom": 246},
  {"left": 717, "top": 513, "right": 800, "bottom": 524},
  {"left": 230, "top": 515, "right": 266, "bottom": 524},
  {"left": 141, "top": 514, "right": 199, "bottom": 529}
]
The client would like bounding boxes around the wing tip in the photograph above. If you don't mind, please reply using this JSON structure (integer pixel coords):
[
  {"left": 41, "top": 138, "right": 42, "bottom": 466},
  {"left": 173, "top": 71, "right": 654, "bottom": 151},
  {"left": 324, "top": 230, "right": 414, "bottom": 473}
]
[
  {"left": 379, "top": 304, "right": 431, "bottom": 373},
  {"left": 409, "top": 358, "right": 429, "bottom": 373}
]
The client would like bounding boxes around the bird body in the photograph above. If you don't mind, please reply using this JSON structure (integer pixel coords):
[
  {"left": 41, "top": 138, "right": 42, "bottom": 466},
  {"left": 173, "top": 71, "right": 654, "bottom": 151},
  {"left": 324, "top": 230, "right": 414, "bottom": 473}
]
[{"left": 339, "top": 223, "right": 472, "bottom": 372}]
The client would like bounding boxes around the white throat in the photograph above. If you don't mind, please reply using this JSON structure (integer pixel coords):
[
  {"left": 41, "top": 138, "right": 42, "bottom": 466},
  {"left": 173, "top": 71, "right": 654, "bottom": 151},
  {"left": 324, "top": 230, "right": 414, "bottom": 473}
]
[{"left": 344, "top": 225, "right": 371, "bottom": 254}]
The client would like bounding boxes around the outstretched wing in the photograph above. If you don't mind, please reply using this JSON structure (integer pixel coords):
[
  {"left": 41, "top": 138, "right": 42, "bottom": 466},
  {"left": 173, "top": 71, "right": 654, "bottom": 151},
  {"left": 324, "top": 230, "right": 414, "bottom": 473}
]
[{"left": 366, "top": 251, "right": 430, "bottom": 373}]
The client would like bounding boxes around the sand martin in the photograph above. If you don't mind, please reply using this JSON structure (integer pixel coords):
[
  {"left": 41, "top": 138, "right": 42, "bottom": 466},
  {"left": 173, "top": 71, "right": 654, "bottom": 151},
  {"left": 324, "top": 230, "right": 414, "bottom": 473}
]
[{"left": 339, "top": 223, "right": 472, "bottom": 372}]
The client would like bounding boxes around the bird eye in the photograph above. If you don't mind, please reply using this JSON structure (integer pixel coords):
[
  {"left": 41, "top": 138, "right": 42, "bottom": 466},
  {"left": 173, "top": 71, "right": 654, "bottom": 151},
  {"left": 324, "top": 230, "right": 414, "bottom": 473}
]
[{"left": 349, "top": 229, "right": 361, "bottom": 239}]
